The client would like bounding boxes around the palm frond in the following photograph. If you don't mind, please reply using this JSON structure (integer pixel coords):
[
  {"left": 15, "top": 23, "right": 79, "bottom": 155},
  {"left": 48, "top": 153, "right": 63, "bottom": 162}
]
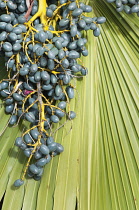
[{"left": 0, "top": 0, "right": 138, "bottom": 210}]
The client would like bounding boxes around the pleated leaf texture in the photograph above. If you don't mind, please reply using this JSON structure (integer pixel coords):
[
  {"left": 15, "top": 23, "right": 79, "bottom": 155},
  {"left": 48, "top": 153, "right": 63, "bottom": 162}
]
[{"left": 0, "top": 0, "right": 139, "bottom": 210}]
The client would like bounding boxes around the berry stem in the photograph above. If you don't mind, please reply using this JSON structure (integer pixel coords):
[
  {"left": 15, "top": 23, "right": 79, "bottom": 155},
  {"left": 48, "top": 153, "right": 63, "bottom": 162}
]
[
  {"left": 37, "top": 82, "right": 45, "bottom": 135},
  {"left": 26, "top": 0, "right": 48, "bottom": 29}
]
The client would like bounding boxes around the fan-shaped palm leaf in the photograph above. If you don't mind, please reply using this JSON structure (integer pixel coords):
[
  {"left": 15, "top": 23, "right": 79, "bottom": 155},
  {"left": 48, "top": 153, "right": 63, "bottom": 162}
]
[{"left": 0, "top": 0, "right": 138, "bottom": 210}]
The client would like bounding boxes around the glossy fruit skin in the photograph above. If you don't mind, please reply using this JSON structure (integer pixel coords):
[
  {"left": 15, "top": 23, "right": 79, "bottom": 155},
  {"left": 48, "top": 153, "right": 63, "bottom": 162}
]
[
  {"left": 34, "top": 151, "right": 42, "bottom": 160},
  {"left": 0, "top": 81, "right": 8, "bottom": 90},
  {"left": 42, "top": 84, "right": 53, "bottom": 91},
  {"left": 30, "top": 128, "right": 40, "bottom": 140},
  {"left": 0, "top": 14, "right": 11, "bottom": 22},
  {"left": 13, "top": 27, "right": 22, "bottom": 35},
  {"left": 84, "top": 5, "right": 92, "bottom": 12},
  {"left": 56, "top": 143, "right": 64, "bottom": 153},
  {"left": 13, "top": 43, "right": 22, "bottom": 51},
  {"left": 96, "top": 17, "right": 106, "bottom": 24},
  {"left": 46, "top": 8, "right": 53, "bottom": 17},
  {"left": 0, "top": 31, "right": 7, "bottom": 41},
  {"left": 72, "top": 8, "right": 83, "bottom": 17},
  {"left": 9, "top": 115, "right": 17, "bottom": 125},
  {"left": 50, "top": 115, "right": 59, "bottom": 123},
  {"left": 55, "top": 85, "right": 62, "bottom": 97},
  {"left": 5, "top": 104, "right": 14, "bottom": 113},
  {"left": 30, "top": 64, "right": 38, "bottom": 73},
  {"left": 0, "top": 22, "right": 7, "bottom": 30},
  {"left": 68, "top": 51, "right": 80, "bottom": 59},
  {"left": 106, "top": 0, "right": 139, "bottom": 15},
  {"left": 20, "top": 142, "right": 27, "bottom": 150},
  {"left": 5, "top": 98, "right": 14, "bottom": 105},
  {"left": 14, "top": 179, "right": 24, "bottom": 187},
  {"left": 15, "top": 137, "right": 22, "bottom": 147},
  {"left": 25, "top": 112, "right": 35, "bottom": 123},
  {"left": 41, "top": 71, "right": 49, "bottom": 80},
  {"left": 68, "top": 2, "right": 77, "bottom": 10},
  {"left": 29, "top": 164, "right": 39, "bottom": 174},
  {"left": 13, "top": 93, "right": 23, "bottom": 101},
  {"left": 47, "top": 137, "right": 54, "bottom": 145},
  {"left": 23, "top": 82, "right": 34, "bottom": 91},
  {"left": 67, "top": 87, "right": 74, "bottom": 99},
  {"left": 58, "top": 101, "right": 66, "bottom": 109},
  {"left": 0, "top": 0, "right": 106, "bottom": 186},
  {"left": 0, "top": 89, "right": 10, "bottom": 98},
  {"left": 39, "top": 145, "right": 49, "bottom": 155},
  {"left": 24, "top": 134, "right": 32, "bottom": 144},
  {"left": 19, "top": 67, "right": 29, "bottom": 76},
  {"left": 48, "top": 142, "right": 57, "bottom": 152},
  {"left": 24, "top": 148, "right": 32, "bottom": 157},
  {"left": 55, "top": 109, "right": 65, "bottom": 118},
  {"left": 36, "top": 155, "right": 51, "bottom": 167},
  {"left": 50, "top": 74, "right": 57, "bottom": 84},
  {"left": 131, "top": 5, "right": 139, "bottom": 13},
  {"left": 2, "top": 42, "right": 12, "bottom": 52},
  {"left": 68, "top": 111, "right": 76, "bottom": 119},
  {"left": 70, "top": 25, "right": 77, "bottom": 37},
  {"left": 93, "top": 27, "right": 101, "bottom": 37},
  {"left": 8, "top": 32, "right": 17, "bottom": 41},
  {"left": 59, "top": 19, "right": 70, "bottom": 27},
  {"left": 36, "top": 158, "right": 48, "bottom": 167}
]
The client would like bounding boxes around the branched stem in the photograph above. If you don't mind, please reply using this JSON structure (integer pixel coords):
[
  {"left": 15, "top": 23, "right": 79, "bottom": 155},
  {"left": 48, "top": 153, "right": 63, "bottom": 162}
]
[
  {"left": 27, "top": 0, "right": 48, "bottom": 29},
  {"left": 37, "top": 82, "right": 45, "bottom": 136}
]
